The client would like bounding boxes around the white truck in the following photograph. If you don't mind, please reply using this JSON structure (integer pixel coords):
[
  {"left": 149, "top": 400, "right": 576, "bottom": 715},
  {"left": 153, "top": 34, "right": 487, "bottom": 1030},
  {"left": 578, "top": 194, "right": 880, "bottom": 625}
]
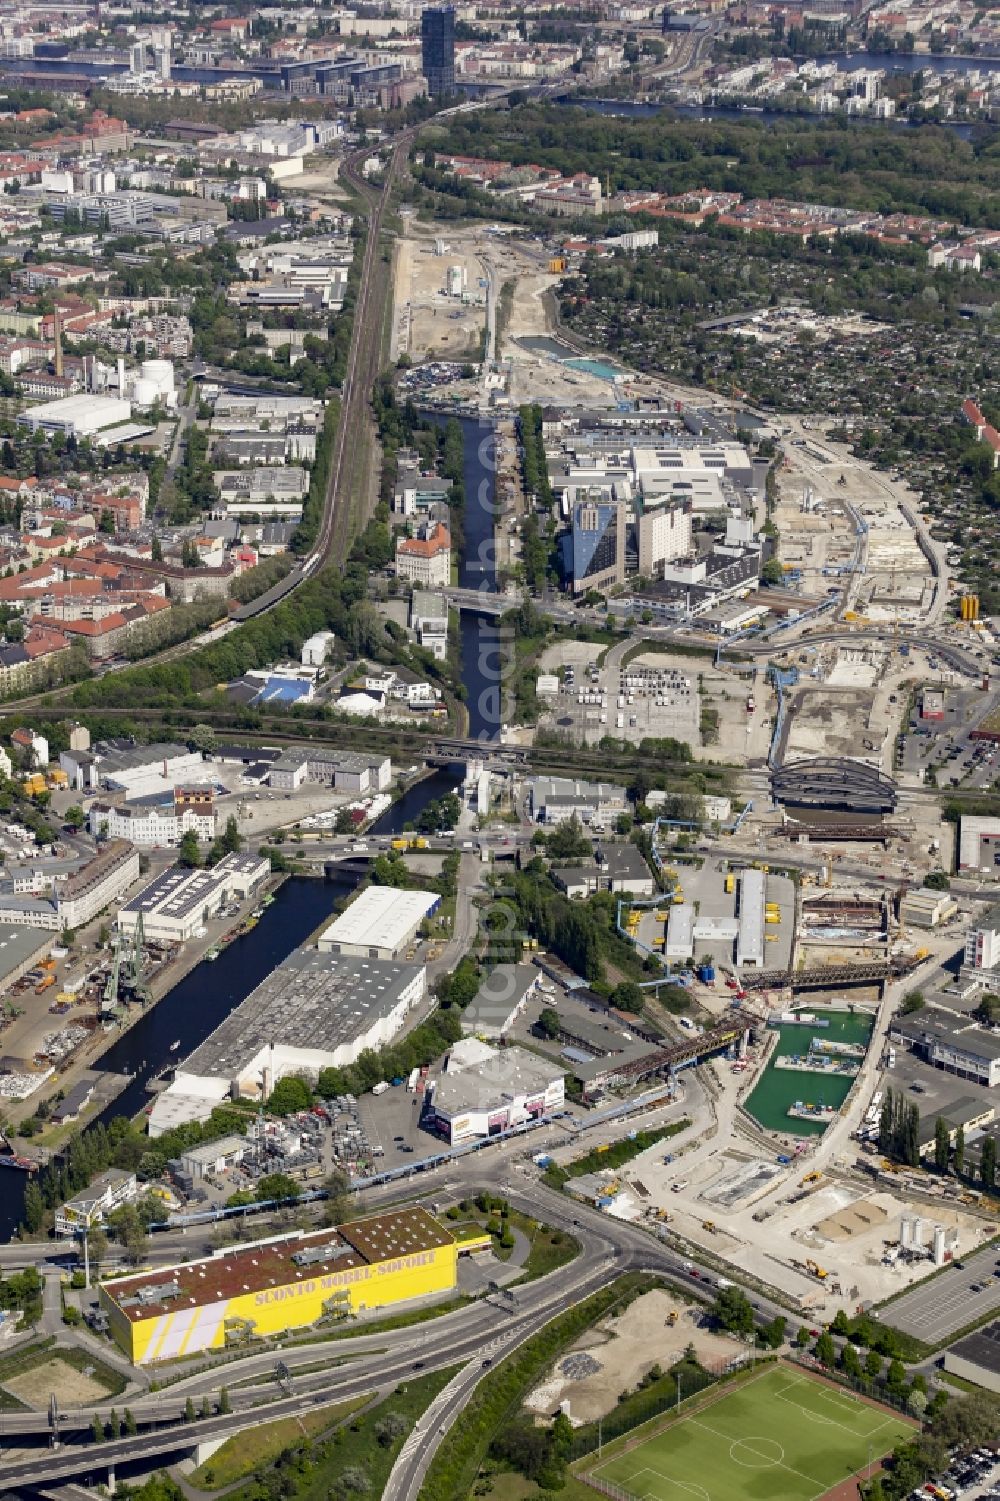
[{"left": 371, "top": 1080, "right": 390, "bottom": 1096}]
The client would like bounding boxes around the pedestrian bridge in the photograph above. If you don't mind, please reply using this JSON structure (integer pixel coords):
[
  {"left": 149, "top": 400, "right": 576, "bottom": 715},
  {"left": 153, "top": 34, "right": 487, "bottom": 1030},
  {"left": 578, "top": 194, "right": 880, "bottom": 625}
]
[{"left": 443, "top": 587, "right": 524, "bottom": 617}]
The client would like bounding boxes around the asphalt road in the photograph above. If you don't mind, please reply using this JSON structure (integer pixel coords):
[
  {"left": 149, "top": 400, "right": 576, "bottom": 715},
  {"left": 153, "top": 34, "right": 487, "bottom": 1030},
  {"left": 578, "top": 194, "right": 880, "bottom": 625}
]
[{"left": 0, "top": 1176, "right": 802, "bottom": 1489}]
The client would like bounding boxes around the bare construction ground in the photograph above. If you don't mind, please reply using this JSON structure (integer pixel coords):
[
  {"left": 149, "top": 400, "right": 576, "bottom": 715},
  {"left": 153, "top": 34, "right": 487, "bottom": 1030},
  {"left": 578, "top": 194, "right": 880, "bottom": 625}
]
[
  {"left": 523, "top": 1289, "right": 745, "bottom": 1424},
  {"left": 393, "top": 227, "right": 487, "bottom": 363},
  {"left": 4, "top": 1355, "right": 117, "bottom": 1409}
]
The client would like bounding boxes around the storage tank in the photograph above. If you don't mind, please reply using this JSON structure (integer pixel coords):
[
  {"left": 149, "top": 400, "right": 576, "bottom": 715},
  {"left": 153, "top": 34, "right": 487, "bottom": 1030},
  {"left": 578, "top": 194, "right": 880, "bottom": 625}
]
[
  {"left": 899, "top": 1214, "right": 914, "bottom": 1249},
  {"left": 128, "top": 376, "right": 158, "bottom": 407},
  {"left": 933, "top": 1225, "right": 947, "bottom": 1267},
  {"left": 141, "top": 359, "right": 175, "bottom": 396}
]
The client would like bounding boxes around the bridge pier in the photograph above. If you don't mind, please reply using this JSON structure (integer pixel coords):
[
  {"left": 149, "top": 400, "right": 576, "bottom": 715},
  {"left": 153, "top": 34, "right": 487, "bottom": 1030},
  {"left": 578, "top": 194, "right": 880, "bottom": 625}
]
[
  {"left": 107, "top": 1463, "right": 116, "bottom": 1495},
  {"left": 193, "top": 1436, "right": 228, "bottom": 1467}
]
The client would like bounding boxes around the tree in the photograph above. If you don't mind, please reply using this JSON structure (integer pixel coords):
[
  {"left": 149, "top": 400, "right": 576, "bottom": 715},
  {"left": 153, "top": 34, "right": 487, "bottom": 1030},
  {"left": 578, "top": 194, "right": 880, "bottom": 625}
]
[
  {"left": 220, "top": 815, "right": 242, "bottom": 855},
  {"left": 814, "top": 1331, "right": 836, "bottom": 1368},
  {"left": 256, "top": 1172, "right": 300, "bottom": 1203},
  {"left": 266, "top": 1075, "right": 312, "bottom": 1115},
  {"left": 64, "top": 805, "right": 85, "bottom": 830},
  {"left": 219, "top": 1386, "right": 231, "bottom": 1414},
  {"left": 91, "top": 1413, "right": 104, "bottom": 1443},
  {"left": 124, "top": 1408, "right": 137, "bottom": 1436},
  {"left": 184, "top": 1396, "right": 195, "bottom": 1423},
  {"left": 795, "top": 1324, "right": 810, "bottom": 1347},
  {"left": 934, "top": 1116, "right": 951, "bottom": 1173},
  {"left": 762, "top": 1315, "right": 786, "bottom": 1349},
  {"left": 983, "top": 1134, "right": 997, "bottom": 1191},
  {"left": 924, "top": 870, "right": 951, "bottom": 890},
  {"left": 545, "top": 814, "right": 591, "bottom": 861},
  {"left": 955, "top": 1123, "right": 965, "bottom": 1176},
  {"left": 830, "top": 1309, "right": 850, "bottom": 1336},
  {"left": 841, "top": 1342, "right": 862, "bottom": 1380},
  {"left": 887, "top": 1358, "right": 906, "bottom": 1390},
  {"left": 712, "top": 1285, "right": 755, "bottom": 1335},
  {"left": 908, "top": 1388, "right": 929, "bottom": 1421},
  {"left": 151, "top": 533, "right": 163, "bottom": 562},
  {"left": 865, "top": 1349, "right": 882, "bottom": 1382},
  {"left": 900, "top": 989, "right": 925, "bottom": 1015},
  {"left": 536, "top": 1007, "right": 560, "bottom": 1039},
  {"left": 178, "top": 829, "right": 201, "bottom": 868},
  {"left": 22, "top": 1179, "right": 44, "bottom": 1234}
]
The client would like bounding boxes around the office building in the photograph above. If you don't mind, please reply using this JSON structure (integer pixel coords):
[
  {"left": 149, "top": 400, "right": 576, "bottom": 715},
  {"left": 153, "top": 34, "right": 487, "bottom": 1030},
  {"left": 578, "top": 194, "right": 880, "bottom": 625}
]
[
  {"left": 421, "top": 5, "right": 455, "bottom": 96},
  {"left": 570, "top": 500, "right": 626, "bottom": 595},
  {"left": 430, "top": 1039, "right": 564, "bottom": 1144}
]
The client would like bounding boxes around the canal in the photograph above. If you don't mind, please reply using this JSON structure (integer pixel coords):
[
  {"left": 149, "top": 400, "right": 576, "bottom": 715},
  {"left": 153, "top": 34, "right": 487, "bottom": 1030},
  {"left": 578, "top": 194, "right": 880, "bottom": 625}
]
[
  {"left": 0, "top": 414, "right": 502, "bottom": 1241},
  {"left": 745, "top": 1009, "right": 874, "bottom": 1139}
]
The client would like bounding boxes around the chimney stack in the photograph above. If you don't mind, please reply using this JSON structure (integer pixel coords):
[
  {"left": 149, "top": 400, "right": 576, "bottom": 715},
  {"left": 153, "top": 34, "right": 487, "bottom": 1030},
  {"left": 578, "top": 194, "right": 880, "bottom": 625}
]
[{"left": 53, "top": 308, "right": 63, "bottom": 379}]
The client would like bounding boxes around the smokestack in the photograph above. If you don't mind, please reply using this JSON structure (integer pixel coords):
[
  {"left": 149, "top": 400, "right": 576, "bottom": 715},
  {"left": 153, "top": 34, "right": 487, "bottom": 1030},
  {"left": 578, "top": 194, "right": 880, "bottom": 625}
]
[
  {"left": 117, "top": 356, "right": 125, "bottom": 398},
  {"left": 53, "top": 307, "right": 62, "bottom": 380}
]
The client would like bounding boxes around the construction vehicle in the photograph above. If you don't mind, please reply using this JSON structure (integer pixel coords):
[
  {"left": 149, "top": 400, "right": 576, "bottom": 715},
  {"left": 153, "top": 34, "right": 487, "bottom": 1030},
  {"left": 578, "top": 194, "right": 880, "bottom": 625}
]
[
  {"left": 765, "top": 913, "right": 780, "bottom": 925},
  {"left": 672, "top": 891, "right": 685, "bottom": 905},
  {"left": 666, "top": 1310, "right": 678, "bottom": 1325},
  {"left": 390, "top": 838, "right": 408, "bottom": 851},
  {"left": 800, "top": 1171, "right": 822, "bottom": 1186},
  {"left": 410, "top": 836, "right": 429, "bottom": 850},
  {"left": 702, "top": 1220, "right": 717, "bottom": 1234},
  {"left": 805, "top": 1259, "right": 829, "bottom": 1280},
  {"left": 724, "top": 873, "right": 735, "bottom": 895}
]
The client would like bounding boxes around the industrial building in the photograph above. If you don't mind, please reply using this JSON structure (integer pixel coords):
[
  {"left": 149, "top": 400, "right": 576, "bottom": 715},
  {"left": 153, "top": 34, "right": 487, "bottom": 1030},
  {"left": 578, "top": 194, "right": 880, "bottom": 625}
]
[
  {"left": 736, "top": 867, "right": 766, "bottom": 968},
  {"left": 117, "top": 853, "right": 270, "bottom": 944},
  {"left": 430, "top": 1039, "right": 565, "bottom": 1144},
  {"left": 959, "top": 815, "right": 1000, "bottom": 872},
  {"left": 528, "top": 776, "right": 628, "bottom": 828},
  {"left": 149, "top": 951, "right": 425, "bottom": 1135},
  {"left": 317, "top": 885, "right": 439, "bottom": 960},
  {"left": 944, "top": 1323, "right": 1000, "bottom": 1395},
  {"left": 899, "top": 886, "right": 959, "bottom": 929},
  {"left": 0, "top": 925, "right": 57, "bottom": 994},
  {"left": 890, "top": 1011, "right": 1000, "bottom": 1089},
  {"left": 18, "top": 393, "right": 131, "bottom": 437},
  {"left": 95, "top": 741, "right": 206, "bottom": 797},
  {"left": 100, "top": 1207, "right": 465, "bottom": 1363},
  {"left": 461, "top": 963, "right": 539, "bottom": 1040}
]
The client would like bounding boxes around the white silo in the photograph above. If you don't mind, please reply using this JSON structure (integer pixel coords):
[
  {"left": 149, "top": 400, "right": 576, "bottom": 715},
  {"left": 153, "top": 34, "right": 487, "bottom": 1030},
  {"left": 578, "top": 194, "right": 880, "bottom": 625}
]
[
  {"left": 912, "top": 1217, "right": 926, "bottom": 1249},
  {"left": 933, "top": 1225, "right": 947, "bottom": 1267},
  {"left": 899, "top": 1215, "right": 914, "bottom": 1249}
]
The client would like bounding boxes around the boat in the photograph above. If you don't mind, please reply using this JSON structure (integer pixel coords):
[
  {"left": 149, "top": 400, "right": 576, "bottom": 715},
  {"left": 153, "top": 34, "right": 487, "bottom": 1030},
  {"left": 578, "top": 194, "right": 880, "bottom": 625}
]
[
  {"left": 206, "top": 947, "right": 220, "bottom": 962},
  {"left": 169, "top": 1040, "right": 180, "bottom": 1053},
  {"left": 0, "top": 1155, "right": 37, "bottom": 1172}
]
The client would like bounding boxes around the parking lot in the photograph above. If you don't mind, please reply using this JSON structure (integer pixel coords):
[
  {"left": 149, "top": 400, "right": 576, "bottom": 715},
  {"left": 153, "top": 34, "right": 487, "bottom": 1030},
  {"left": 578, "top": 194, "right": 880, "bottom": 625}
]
[
  {"left": 884, "top": 1242, "right": 1000, "bottom": 1343},
  {"left": 900, "top": 687, "right": 1000, "bottom": 792}
]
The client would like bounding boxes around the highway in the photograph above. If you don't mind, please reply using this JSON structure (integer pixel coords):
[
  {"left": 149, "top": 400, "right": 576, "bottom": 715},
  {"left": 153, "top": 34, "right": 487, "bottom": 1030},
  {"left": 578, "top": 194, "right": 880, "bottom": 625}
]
[{"left": 0, "top": 1178, "right": 802, "bottom": 1490}]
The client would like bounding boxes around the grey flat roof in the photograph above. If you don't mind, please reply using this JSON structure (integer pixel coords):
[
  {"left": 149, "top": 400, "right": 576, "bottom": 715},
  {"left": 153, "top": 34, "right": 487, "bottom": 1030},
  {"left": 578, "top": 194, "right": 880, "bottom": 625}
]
[
  {"left": 949, "top": 1321, "right": 1000, "bottom": 1376},
  {"left": 434, "top": 1045, "right": 562, "bottom": 1113},
  {"left": 181, "top": 950, "right": 422, "bottom": 1081},
  {"left": 0, "top": 925, "right": 48, "bottom": 977}
]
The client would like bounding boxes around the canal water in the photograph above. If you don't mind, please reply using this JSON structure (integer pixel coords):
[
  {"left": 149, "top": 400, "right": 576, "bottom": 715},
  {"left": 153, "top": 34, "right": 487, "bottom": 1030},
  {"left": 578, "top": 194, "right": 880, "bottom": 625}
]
[
  {"left": 0, "top": 414, "right": 501, "bottom": 1241},
  {"left": 744, "top": 1009, "right": 874, "bottom": 1138}
]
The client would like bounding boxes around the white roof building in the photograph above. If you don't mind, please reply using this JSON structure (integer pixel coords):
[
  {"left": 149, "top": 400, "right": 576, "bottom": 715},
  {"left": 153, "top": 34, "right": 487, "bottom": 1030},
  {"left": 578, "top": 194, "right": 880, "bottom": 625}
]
[
  {"left": 736, "top": 868, "right": 766, "bottom": 968},
  {"left": 317, "top": 884, "right": 440, "bottom": 959},
  {"left": 19, "top": 394, "right": 132, "bottom": 437}
]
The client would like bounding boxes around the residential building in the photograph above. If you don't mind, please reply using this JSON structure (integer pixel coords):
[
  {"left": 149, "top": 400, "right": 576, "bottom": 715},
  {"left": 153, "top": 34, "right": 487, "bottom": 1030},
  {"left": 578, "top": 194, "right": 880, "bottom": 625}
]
[{"left": 54, "top": 1168, "right": 137, "bottom": 1236}]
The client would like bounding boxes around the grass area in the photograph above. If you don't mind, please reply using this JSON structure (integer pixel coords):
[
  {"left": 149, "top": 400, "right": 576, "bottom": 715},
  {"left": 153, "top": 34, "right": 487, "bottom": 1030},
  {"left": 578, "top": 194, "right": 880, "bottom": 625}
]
[
  {"left": 187, "top": 1396, "right": 368, "bottom": 1488},
  {"left": 514, "top": 1217, "right": 579, "bottom": 1282},
  {"left": 586, "top": 1365, "right": 914, "bottom": 1501},
  {"left": 482, "top": 1469, "right": 598, "bottom": 1501},
  {"left": 937, "top": 1368, "right": 984, "bottom": 1394},
  {"left": 543, "top": 1120, "right": 691, "bottom": 1189},
  {"left": 225, "top": 1366, "right": 460, "bottom": 1501},
  {"left": 0, "top": 1338, "right": 126, "bottom": 1410},
  {"left": 419, "top": 1273, "right": 656, "bottom": 1501}
]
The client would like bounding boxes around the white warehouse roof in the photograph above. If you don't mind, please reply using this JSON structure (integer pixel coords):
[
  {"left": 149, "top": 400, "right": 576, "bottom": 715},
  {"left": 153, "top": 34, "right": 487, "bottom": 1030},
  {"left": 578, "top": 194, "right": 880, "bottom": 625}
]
[
  {"left": 18, "top": 394, "right": 132, "bottom": 436},
  {"left": 317, "top": 884, "right": 439, "bottom": 958}
]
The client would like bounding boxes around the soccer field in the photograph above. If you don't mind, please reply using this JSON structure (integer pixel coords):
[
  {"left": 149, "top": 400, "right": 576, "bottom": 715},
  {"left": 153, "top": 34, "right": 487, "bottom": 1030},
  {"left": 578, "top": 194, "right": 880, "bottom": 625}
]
[{"left": 586, "top": 1365, "right": 914, "bottom": 1501}]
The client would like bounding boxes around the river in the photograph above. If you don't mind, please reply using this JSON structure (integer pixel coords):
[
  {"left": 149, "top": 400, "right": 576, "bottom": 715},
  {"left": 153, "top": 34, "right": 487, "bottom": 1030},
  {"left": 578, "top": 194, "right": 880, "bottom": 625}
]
[{"left": 0, "top": 414, "right": 501, "bottom": 1243}]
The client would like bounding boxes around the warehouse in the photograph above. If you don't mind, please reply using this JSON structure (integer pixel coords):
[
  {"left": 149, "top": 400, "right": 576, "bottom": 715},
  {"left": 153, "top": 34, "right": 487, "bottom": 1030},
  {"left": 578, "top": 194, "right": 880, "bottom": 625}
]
[
  {"left": 899, "top": 886, "right": 959, "bottom": 929},
  {"left": 19, "top": 393, "right": 132, "bottom": 437},
  {"left": 944, "top": 1322, "right": 1000, "bottom": 1395},
  {"left": 117, "top": 853, "right": 270, "bottom": 944},
  {"left": 149, "top": 950, "right": 425, "bottom": 1135},
  {"left": 99, "top": 1207, "right": 464, "bottom": 1364},
  {"left": 430, "top": 1039, "right": 565, "bottom": 1144},
  {"left": 736, "top": 868, "right": 766, "bottom": 968},
  {"left": 959, "top": 815, "right": 1000, "bottom": 872},
  {"left": 461, "top": 963, "right": 539, "bottom": 1040},
  {"left": 0, "top": 924, "right": 56, "bottom": 994},
  {"left": 317, "top": 884, "right": 439, "bottom": 960},
  {"left": 890, "top": 1012, "right": 1000, "bottom": 1088}
]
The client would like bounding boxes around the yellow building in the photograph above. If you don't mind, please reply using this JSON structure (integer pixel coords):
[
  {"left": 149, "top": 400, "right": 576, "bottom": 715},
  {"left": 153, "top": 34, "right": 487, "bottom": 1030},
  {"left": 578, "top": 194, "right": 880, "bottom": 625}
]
[{"left": 100, "top": 1206, "right": 477, "bottom": 1365}]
